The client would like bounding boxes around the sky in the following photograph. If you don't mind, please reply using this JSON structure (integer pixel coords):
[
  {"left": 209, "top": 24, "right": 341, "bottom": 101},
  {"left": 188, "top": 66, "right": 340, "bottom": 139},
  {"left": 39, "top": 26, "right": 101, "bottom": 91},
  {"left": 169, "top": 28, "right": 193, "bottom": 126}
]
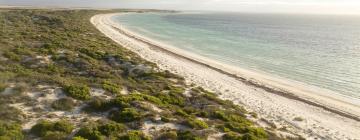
[{"left": 1, "top": 0, "right": 360, "bottom": 15}]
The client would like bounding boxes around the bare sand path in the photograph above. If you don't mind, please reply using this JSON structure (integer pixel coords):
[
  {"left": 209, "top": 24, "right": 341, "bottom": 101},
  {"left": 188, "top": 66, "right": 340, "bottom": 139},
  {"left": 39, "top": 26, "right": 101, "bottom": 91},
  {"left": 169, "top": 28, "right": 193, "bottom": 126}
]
[{"left": 91, "top": 13, "right": 360, "bottom": 140}]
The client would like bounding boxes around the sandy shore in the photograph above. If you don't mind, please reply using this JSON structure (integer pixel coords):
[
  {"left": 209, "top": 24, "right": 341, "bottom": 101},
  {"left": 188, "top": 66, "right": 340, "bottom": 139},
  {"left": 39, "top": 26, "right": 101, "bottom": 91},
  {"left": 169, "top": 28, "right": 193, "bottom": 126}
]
[{"left": 91, "top": 13, "right": 360, "bottom": 139}]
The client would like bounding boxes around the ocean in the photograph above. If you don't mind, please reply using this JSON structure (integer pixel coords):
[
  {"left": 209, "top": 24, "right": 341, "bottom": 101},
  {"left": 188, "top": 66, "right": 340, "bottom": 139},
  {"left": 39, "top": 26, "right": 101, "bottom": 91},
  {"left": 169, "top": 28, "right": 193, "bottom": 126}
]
[{"left": 112, "top": 12, "right": 360, "bottom": 99}]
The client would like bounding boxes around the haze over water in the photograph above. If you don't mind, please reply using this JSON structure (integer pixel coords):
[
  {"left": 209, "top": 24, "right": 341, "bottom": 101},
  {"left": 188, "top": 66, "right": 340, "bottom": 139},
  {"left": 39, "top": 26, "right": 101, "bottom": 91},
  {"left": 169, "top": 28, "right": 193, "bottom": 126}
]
[{"left": 113, "top": 12, "right": 360, "bottom": 99}]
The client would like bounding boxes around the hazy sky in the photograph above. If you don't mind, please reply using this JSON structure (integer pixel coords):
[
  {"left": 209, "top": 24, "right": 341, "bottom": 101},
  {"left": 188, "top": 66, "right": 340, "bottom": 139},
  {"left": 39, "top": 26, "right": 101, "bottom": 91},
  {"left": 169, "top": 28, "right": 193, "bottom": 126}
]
[{"left": 1, "top": 0, "right": 360, "bottom": 15}]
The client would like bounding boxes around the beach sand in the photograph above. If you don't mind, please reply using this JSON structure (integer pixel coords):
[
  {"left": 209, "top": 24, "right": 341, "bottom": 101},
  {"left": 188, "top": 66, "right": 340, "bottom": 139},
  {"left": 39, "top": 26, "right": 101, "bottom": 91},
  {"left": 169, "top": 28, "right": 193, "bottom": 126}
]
[{"left": 91, "top": 13, "right": 360, "bottom": 139}]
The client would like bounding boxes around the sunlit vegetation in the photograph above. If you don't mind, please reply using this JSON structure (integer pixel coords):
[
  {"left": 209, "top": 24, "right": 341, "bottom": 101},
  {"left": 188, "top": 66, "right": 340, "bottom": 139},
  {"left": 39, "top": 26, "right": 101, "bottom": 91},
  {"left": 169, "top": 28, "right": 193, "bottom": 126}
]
[
  {"left": 30, "top": 120, "right": 74, "bottom": 138},
  {"left": 65, "top": 85, "right": 91, "bottom": 100},
  {"left": 51, "top": 97, "right": 76, "bottom": 111},
  {"left": 0, "top": 121, "right": 24, "bottom": 140}
]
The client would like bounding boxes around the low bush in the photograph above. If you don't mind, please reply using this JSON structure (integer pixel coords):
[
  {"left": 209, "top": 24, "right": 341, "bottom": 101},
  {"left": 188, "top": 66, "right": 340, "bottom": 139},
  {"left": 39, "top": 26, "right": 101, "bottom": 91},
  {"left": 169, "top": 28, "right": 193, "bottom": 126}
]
[
  {"left": 30, "top": 120, "right": 74, "bottom": 137},
  {"left": 109, "top": 108, "right": 142, "bottom": 123},
  {"left": 51, "top": 97, "right": 76, "bottom": 111},
  {"left": 42, "top": 131, "right": 68, "bottom": 140},
  {"left": 0, "top": 83, "right": 7, "bottom": 93},
  {"left": 222, "top": 132, "right": 242, "bottom": 140},
  {"left": 76, "top": 121, "right": 127, "bottom": 140},
  {"left": 0, "top": 121, "right": 24, "bottom": 140},
  {"left": 3, "top": 51, "right": 21, "bottom": 61},
  {"left": 64, "top": 85, "right": 91, "bottom": 100},
  {"left": 245, "top": 127, "right": 268, "bottom": 139},
  {"left": 177, "top": 131, "right": 203, "bottom": 140},
  {"left": 157, "top": 131, "right": 177, "bottom": 140},
  {"left": 86, "top": 97, "right": 109, "bottom": 112},
  {"left": 72, "top": 136, "right": 87, "bottom": 140},
  {"left": 98, "top": 122, "right": 127, "bottom": 136},
  {"left": 76, "top": 125, "right": 105, "bottom": 140},
  {"left": 184, "top": 119, "right": 208, "bottom": 130},
  {"left": 221, "top": 123, "right": 267, "bottom": 139},
  {"left": 156, "top": 92, "right": 185, "bottom": 106},
  {"left": 118, "top": 130, "right": 150, "bottom": 140},
  {"left": 102, "top": 80, "right": 121, "bottom": 94}
]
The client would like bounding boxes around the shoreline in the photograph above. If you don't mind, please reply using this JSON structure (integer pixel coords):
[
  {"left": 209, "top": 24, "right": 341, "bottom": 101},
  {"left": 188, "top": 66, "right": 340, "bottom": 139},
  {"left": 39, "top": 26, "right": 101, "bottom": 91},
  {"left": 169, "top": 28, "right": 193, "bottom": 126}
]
[{"left": 91, "top": 13, "right": 360, "bottom": 139}]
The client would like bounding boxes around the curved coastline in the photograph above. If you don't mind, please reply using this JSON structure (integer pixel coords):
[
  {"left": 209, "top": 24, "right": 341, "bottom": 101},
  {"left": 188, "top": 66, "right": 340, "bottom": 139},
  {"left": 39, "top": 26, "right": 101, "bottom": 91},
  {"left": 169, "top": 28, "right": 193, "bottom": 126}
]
[
  {"left": 91, "top": 13, "right": 360, "bottom": 139},
  {"left": 109, "top": 13, "right": 360, "bottom": 121}
]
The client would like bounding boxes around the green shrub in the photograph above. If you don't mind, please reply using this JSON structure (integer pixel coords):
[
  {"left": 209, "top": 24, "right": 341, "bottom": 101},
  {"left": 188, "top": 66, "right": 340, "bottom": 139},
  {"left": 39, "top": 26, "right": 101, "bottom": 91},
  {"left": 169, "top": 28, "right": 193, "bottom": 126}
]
[
  {"left": 111, "top": 94, "right": 143, "bottom": 109},
  {"left": 174, "top": 109, "right": 189, "bottom": 117},
  {"left": 65, "top": 85, "right": 90, "bottom": 100},
  {"left": 169, "top": 87, "right": 185, "bottom": 94},
  {"left": 109, "top": 108, "right": 142, "bottom": 123},
  {"left": 72, "top": 136, "right": 87, "bottom": 140},
  {"left": 30, "top": 120, "right": 74, "bottom": 137},
  {"left": 3, "top": 51, "right": 21, "bottom": 61},
  {"left": 157, "top": 93, "right": 185, "bottom": 106},
  {"left": 177, "top": 131, "right": 203, "bottom": 140},
  {"left": 76, "top": 125, "right": 105, "bottom": 140},
  {"left": 86, "top": 97, "right": 109, "bottom": 112},
  {"left": 42, "top": 131, "right": 68, "bottom": 140},
  {"left": 141, "top": 94, "right": 163, "bottom": 106},
  {"left": 223, "top": 122, "right": 247, "bottom": 134},
  {"left": 118, "top": 131, "right": 150, "bottom": 140},
  {"left": 102, "top": 80, "right": 121, "bottom": 94},
  {"left": 222, "top": 132, "right": 242, "bottom": 140},
  {"left": 184, "top": 119, "right": 208, "bottom": 130},
  {"left": 0, "top": 121, "right": 24, "bottom": 140},
  {"left": 76, "top": 121, "right": 127, "bottom": 139},
  {"left": 245, "top": 127, "right": 268, "bottom": 139},
  {"left": 0, "top": 83, "right": 7, "bottom": 93},
  {"left": 98, "top": 122, "right": 127, "bottom": 136},
  {"left": 51, "top": 97, "right": 76, "bottom": 111},
  {"left": 157, "top": 131, "right": 177, "bottom": 140},
  {"left": 241, "top": 133, "right": 258, "bottom": 140}
]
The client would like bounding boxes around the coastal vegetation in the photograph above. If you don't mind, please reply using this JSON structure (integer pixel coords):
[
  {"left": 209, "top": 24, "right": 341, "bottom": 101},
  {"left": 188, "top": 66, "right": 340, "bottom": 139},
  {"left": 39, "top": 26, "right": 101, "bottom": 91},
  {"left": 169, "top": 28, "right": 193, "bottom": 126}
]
[{"left": 0, "top": 8, "right": 284, "bottom": 140}]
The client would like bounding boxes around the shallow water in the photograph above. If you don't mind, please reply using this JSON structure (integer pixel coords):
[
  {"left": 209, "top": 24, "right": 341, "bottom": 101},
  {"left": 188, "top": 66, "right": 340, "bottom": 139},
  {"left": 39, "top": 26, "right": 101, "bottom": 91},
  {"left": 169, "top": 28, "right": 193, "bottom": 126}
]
[{"left": 112, "top": 12, "right": 360, "bottom": 99}]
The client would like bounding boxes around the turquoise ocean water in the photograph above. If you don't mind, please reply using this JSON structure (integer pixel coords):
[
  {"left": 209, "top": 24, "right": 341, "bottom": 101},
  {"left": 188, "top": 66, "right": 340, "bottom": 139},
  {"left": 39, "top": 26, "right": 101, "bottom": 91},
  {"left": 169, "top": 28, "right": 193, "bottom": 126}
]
[{"left": 112, "top": 12, "right": 360, "bottom": 99}]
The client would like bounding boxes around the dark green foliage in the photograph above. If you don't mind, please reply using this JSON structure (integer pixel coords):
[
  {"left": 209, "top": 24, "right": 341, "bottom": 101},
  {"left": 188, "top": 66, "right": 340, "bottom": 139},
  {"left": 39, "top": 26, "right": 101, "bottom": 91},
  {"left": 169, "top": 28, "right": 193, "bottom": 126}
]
[
  {"left": 184, "top": 119, "right": 208, "bottom": 130},
  {"left": 64, "top": 85, "right": 90, "bottom": 100},
  {"left": 76, "top": 121, "right": 128, "bottom": 140},
  {"left": 72, "top": 136, "right": 87, "bottom": 140},
  {"left": 109, "top": 108, "right": 142, "bottom": 123},
  {"left": 110, "top": 93, "right": 163, "bottom": 109},
  {"left": 76, "top": 126, "right": 105, "bottom": 140},
  {"left": 118, "top": 131, "right": 150, "bottom": 140},
  {"left": 3, "top": 51, "right": 21, "bottom": 61},
  {"left": 157, "top": 131, "right": 177, "bottom": 140},
  {"left": 0, "top": 83, "right": 6, "bottom": 92},
  {"left": 222, "top": 132, "right": 242, "bottom": 140},
  {"left": 30, "top": 120, "right": 74, "bottom": 137},
  {"left": 174, "top": 108, "right": 189, "bottom": 117},
  {"left": 76, "top": 125, "right": 105, "bottom": 140},
  {"left": 102, "top": 80, "right": 121, "bottom": 94},
  {"left": 0, "top": 121, "right": 24, "bottom": 140},
  {"left": 79, "top": 48, "right": 105, "bottom": 60},
  {"left": 98, "top": 122, "right": 127, "bottom": 136},
  {"left": 86, "top": 97, "right": 109, "bottom": 112},
  {"left": 156, "top": 92, "right": 185, "bottom": 106},
  {"left": 177, "top": 131, "right": 203, "bottom": 140},
  {"left": 51, "top": 97, "right": 76, "bottom": 111},
  {"left": 42, "top": 131, "right": 68, "bottom": 140}
]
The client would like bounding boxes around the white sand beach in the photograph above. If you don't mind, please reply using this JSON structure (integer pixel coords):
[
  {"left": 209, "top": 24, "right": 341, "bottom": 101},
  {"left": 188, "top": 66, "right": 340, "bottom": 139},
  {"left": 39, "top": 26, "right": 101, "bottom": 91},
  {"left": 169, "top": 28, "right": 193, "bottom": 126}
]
[{"left": 91, "top": 13, "right": 360, "bottom": 139}]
